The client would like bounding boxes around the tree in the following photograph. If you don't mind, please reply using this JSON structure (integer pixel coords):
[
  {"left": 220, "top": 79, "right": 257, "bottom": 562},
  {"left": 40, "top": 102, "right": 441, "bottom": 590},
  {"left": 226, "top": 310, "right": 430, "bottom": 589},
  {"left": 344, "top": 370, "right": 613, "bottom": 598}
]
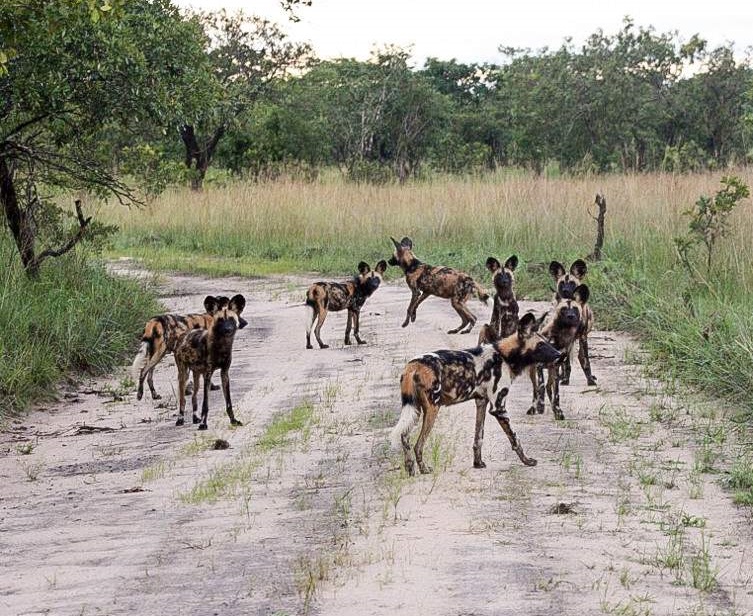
[
  {"left": 0, "top": 0, "right": 208, "bottom": 275},
  {"left": 179, "top": 10, "right": 312, "bottom": 190}
]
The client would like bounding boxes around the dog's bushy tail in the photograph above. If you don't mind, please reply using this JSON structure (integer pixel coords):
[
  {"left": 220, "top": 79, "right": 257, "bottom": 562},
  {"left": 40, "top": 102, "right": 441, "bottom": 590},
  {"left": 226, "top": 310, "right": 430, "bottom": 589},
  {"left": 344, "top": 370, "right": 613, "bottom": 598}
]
[
  {"left": 304, "top": 298, "right": 317, "bottom": 336},
  {"left": 131, "top": 341, "right": 150, "bottom": 380},
  {"left": 475, "top": 282, "right": 491, "bottom": 305},
  {"left": 390, "top": 368, "right": 422, "bottom": 449}
]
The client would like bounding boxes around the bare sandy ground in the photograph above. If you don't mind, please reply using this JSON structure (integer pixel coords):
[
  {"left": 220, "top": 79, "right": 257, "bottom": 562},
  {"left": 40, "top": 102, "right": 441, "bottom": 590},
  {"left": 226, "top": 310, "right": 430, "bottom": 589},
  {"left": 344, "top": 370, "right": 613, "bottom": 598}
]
[{"left": 2, "top": 267, "right": 752, "bottom": 616}]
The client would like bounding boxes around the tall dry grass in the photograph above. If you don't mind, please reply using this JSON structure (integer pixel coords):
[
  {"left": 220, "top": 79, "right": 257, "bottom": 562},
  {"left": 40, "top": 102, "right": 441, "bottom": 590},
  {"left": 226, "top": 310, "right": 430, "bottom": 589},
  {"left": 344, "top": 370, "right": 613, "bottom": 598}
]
[{"left": 103, "top": 169, "right": 753, "bottom": 288}]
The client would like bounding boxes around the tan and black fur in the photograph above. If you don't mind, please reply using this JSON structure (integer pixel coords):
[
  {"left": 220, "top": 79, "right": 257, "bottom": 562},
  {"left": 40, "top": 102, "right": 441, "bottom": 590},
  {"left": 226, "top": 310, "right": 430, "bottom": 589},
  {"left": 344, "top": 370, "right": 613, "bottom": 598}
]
[
  {"left": 174, "top": 294, "right": 245, "bottom": 430},
  {"left": 549, "top": 259, "right": 596, "bottom": 386},
  {"left": 485, "top": 255, "right": 519, "bottom": 338},
  {"left": 390, "top": 313, "right": 562, "bottom": 475},
  {"left": 388, "top": 236, "right": 490, "bottom": 334},
  {"left": 305, "top": 260, "right": 388, "bottom": 349},
  {"left": 132, "top": 296, "right": 248, "bottom": 401},
  {"left": 528, "top": 284, "right": 590, "bottom": 420}
]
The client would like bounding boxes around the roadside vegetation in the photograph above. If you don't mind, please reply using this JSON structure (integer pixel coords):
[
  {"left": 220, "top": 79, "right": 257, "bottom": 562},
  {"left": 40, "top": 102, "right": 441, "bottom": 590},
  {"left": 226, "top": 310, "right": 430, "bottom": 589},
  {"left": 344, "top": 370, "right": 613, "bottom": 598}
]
[{"left": 0, "top": 238, "right": 159, "bottom": 419}]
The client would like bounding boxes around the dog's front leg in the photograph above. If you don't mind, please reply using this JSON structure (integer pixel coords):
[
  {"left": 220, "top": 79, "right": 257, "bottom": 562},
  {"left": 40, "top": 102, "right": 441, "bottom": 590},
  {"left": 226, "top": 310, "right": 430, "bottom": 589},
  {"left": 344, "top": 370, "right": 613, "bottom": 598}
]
[
  {"left": 473, "top": 398, "right": 487, "bottom": 468},
  {"left": 344, "top": 309, "right": 354, "bottom": 345},
  {"left": 198, "top": 368, "right": 213, "bottom": 430},
  {"left": 402, "top": 289, "right": 420, "bottom": 327},
  {"left": 489, "top": 387, "right": 537, "bottom": 466},
  {"left": 578, "top": 336, "right": 597, "bottom": 386},
  {"left": 220, "top": 367, "right": 242, "bottom": 427},
  {"left": 353, "top": 310, "right": 366, "bottom": 344}
]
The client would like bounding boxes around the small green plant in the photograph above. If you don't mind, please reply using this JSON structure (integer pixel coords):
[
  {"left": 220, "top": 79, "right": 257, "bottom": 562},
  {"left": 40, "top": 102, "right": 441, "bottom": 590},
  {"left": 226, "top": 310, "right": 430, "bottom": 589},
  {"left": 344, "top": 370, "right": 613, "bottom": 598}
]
[
  {"left": 689, "top": 533, "right": 717, "bottom": 592},
  {"left": 727, "top": 455, "right": 753, "bottom": 506},
  {"left": 675, "top": 175, "right": 750, "bottom": 276},
  {"left": 16, "top": 441, "right": 35, "bottom": 455}
]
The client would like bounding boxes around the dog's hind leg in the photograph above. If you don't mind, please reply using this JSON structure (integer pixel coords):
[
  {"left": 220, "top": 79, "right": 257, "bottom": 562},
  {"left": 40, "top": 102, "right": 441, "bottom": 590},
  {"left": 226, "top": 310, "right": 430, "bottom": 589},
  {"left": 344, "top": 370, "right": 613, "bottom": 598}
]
[
  {"left": 473, "top": 399, "right": 487, "bottom": 468},
  {"left": 313, "top": 307, "right": 329, "bottom": 349},
  {"left": 447, "top": 298, "right": 471, "bottom": 334},
  {"left": 413, "top": 389, "right": 439, "bottom": 474},
  {"left": 137, "top": 346, "right": 167, "bottom": 401},
  {"left": 578, "top": 336, "right": 598, "bottom": 385},
  {"left": 176, "top": 362, "right": 189, "bottom": 426}
]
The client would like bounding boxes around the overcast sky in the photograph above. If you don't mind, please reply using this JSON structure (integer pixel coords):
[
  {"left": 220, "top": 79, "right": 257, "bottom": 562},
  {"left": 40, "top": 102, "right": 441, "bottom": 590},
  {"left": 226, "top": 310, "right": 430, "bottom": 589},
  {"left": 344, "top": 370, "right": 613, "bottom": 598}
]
[{"left": 173, "top": 0, "right": 753, "bottom": 66}]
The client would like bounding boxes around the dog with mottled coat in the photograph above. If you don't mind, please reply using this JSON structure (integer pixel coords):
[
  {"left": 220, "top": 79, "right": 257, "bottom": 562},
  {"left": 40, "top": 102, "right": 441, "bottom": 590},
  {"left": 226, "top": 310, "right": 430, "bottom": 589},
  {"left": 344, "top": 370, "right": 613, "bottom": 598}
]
[
  {"left": 132, "top": 295, "right": 247, "bottom": 401},
  {"left": 549, "top": 259, "right": 597, "bottom": 386},
  {"left": 388, "top": 236, "right": 490, "bottom": 334},
  {"left": 174, "top": 294, "right": 245, "bottom": 430},
  {"left": 305, "top": 260, "right": 388, "bottom": 349},
  {"left": 390, "top": 313, "right": 562, "bottom": 476}
]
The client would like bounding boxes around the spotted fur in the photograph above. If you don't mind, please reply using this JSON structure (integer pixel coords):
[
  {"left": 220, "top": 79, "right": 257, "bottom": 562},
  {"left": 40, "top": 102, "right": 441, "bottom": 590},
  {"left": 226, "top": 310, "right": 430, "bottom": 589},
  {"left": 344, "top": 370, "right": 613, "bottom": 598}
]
[
  {"left": 388, "top": 236, "right": 490, "bottom": 334},
  {"left": 305, "top": 260, "right": 387, "bottom": 349},
  {"left": 549, "top": 259, "right": 596, "bottom": 386},
  {"left": 485, "top": 255, "right": 520, "bottom": 338},
  {"left": 390, "top": 313, "right": 562, "bottom": 475},
  {"left": 527, "top": 284, "right": 590, "bottom": 420},
  {"left": 173, "top": 294, "right": 246, "bottom": 430},
  {"left": 132, "top": 295, "right": 248, "bottom": 400}
]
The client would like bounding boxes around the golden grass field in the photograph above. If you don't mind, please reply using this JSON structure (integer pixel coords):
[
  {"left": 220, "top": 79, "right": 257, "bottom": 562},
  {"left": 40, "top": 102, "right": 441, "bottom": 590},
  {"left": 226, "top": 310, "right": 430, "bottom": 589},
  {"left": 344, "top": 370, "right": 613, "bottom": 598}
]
[{"left": 102, "top": 169, "right": 753, "bottom": 291}]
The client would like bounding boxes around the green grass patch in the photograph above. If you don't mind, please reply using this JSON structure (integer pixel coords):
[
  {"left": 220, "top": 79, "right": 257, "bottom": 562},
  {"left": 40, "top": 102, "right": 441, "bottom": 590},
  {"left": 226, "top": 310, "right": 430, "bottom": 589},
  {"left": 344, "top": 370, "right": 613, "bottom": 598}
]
[
  {"left": 0, "top": 238, "right": 160, "bottom": 419},
  {"left": 257, "top": 401, "right": 315, "bottom": 452},
  {"left": 728, "top": 456, "right": 753, "bottom": 506},
  {"left": 180, "top": 400, "right": 315, "bottom": 504}
]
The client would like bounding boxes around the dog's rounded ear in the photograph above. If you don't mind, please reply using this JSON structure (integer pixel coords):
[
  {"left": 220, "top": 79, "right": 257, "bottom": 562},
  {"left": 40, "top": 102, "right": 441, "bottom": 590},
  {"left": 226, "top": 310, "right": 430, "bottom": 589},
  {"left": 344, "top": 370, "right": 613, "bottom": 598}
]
[
  {"left": 518, "top": 312, "right": 537, "bottom": 336},
  {"left": 504, "top": 255, "right": 519, "bottom": 271},
  {"left": 573, "top": 284, "right": 590, "bottom": 305},
  {"left": 570, "top": 259, "right": 588, "bottom": 279},
  {"left": 399, "top": 236, "right": 413, "bottom": 249},
  {"left": 357, "top": 261, "right": 371, "bottom": 275},
  {"left": 204, "top": 296, "right": 221, "bottom": 314},
  {"left": 549, "top": 261, "right": 566, "bottom": 279},
  {"left": 485, "top": 257, "right": 501, "bottom": 272},
  {"left": 390, "top": 236, "right": 401, "bottom": 250},
  {"left": 375, "top": 260, "right": 388, "bottom": 274},
  {"left": 229, "top": 294, "right": 246, "bottom": 314}
]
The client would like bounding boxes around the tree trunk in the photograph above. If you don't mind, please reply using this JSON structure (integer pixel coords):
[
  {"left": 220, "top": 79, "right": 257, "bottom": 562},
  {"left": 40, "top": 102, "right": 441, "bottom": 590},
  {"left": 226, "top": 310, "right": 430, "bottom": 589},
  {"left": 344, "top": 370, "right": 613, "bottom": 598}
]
[
  {"left": 179, "top": 124, "right": 226, "bottom": 192},
  {"left": 0, "top": 155, "right": 38, "bottom": 276}
]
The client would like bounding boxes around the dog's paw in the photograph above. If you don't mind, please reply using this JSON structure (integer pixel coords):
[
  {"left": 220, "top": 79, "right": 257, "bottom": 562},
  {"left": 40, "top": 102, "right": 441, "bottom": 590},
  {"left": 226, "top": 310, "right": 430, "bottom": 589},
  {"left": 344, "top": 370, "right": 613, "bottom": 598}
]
[
  {"left": 175, "top": 417, "right": 185, "bottom": 426},
  {"left": 473, "top": 460, "right": 487, "bottom": 469},
  {"left": 231, "top": 419, "right": 243, "bottom": 427},
  {"left": 192, "top": 415, "right": 201, "bottom": 424},
  {"left": 198, "top": 423, "right": 208, "bottom": 431}
]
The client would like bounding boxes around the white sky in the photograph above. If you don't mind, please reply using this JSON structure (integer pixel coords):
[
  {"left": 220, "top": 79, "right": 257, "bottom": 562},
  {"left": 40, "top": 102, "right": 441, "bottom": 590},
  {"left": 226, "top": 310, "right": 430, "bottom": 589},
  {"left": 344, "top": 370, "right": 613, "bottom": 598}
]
[{"left": 174, "top": 0, "right": 753, "bottom": 66}]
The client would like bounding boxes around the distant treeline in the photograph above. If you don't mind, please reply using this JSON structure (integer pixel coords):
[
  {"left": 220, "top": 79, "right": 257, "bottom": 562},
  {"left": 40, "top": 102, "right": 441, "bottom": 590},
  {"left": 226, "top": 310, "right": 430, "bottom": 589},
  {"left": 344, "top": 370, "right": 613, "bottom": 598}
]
[{"left": 3, "top": 4, "right": 753, "bottom": 218}]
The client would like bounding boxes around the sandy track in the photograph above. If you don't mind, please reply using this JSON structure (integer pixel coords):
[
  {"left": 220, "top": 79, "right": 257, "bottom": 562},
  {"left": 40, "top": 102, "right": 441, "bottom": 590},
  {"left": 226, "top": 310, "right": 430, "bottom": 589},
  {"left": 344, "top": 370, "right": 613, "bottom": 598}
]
[{"left": 1, "top": 269, "right": 752, "bottom": 616}]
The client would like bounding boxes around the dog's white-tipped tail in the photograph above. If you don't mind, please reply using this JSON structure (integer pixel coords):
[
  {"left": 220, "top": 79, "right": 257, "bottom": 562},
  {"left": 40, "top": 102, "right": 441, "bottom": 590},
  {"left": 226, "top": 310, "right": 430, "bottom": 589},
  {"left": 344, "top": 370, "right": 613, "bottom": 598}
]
[
  {"left": 390, "top": 403, "right": 421, "bottom": 450},
  {"left": 131, "top": 341, "right": 149, "bottom": 380},
  {"left": 475, "top": 282, "right": 491, "bottom": 306},
  {"left": 304, "top": 302, "right": 316, "bottom": 335}
]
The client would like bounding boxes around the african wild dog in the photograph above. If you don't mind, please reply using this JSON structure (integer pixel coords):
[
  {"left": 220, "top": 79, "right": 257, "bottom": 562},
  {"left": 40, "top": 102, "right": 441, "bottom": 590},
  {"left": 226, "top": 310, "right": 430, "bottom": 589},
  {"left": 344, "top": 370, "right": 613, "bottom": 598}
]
[
  {"left": 549, "top": 259, "right": 597, "bottom": 386},
  {"left": 132, "top": 296, "right": 248, "bottom": 401},
  {"left": 174, "top": 294, "right": 245, "bottom": 430},
  {"left": 305, "top": 260, "right": 388, "bottom": 349},
  {"left": 527, "top": 284, "right": 590, "bottom": 420},
  {"left": 485, "top": 255, "right": 519, "bottom": 339},
  {"left": 390, "top": 313, "right": 563, "bottom": 475},
  {"left": 388, "top": 236, "right": 490, "bottom": 334}
]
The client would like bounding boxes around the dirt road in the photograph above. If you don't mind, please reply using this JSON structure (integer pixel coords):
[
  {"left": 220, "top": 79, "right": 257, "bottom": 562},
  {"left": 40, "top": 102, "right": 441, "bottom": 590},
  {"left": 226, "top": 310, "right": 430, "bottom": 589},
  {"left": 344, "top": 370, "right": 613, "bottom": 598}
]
[{"left": 2, "top": 269, "right": 752, "bottom": 616}]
